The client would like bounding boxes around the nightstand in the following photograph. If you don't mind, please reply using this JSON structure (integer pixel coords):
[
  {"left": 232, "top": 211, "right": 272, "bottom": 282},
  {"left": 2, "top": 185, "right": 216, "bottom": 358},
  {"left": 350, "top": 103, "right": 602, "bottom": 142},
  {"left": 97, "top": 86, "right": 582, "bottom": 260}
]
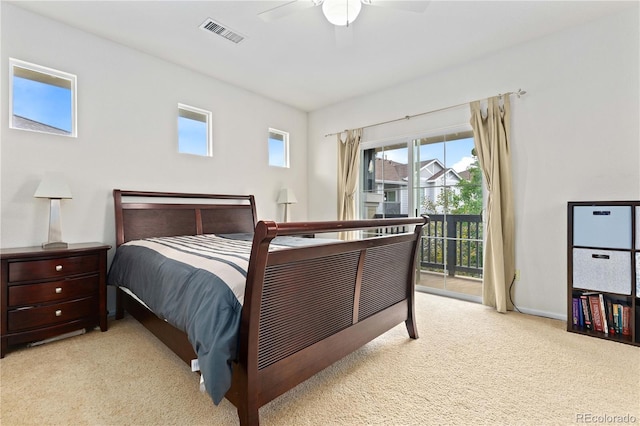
[{"left": 1, "top": 242, "right": 111, "bottom": 357}]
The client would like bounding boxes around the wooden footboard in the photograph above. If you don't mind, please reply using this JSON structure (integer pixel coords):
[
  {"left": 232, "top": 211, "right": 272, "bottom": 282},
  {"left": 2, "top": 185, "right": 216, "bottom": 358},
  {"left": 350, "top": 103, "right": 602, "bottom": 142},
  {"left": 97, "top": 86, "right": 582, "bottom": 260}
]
[
  {"left": 111, "top": 190, "right": 426, "bottom": 426},
  {"left": 228, "top": 218, "right": 426, "bottom": 425}
]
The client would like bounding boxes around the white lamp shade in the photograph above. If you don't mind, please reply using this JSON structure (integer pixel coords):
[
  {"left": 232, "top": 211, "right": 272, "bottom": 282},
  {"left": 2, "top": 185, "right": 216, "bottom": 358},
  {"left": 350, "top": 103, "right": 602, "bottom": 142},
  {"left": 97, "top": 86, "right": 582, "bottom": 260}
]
[
  {"left": 277, "top": 188, "right": 297, "bottom": 204},
  {"left": 34, "top": 173, "right": 72, "bottom": 199},
  {"left": 322, "top": 0, "right": 362, "bottom": 26}
]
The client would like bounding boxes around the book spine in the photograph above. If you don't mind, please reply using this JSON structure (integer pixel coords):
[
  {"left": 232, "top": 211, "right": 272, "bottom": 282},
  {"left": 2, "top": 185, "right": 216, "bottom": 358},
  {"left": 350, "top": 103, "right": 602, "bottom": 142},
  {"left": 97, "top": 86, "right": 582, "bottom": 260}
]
[
  {"left": 588, "top": 295, "right": 603, "bottom": 332},
  {"left": 572, "top": 298, "right": 580, "bottom": 327},
  {"left": 606, "top": 300, "right": 615, "bottom": 334},
  {"left": 613, "top": 304, "right": 621, "bottom": 334},
  {"left": 598, "top": 294, "right": 608, "bottom": 334},
  {"left": 580, "top": 295, "right": 592, "bottom": 330},
  {"left": 622, "top": 306, "right": 631, "bottom": 336}
]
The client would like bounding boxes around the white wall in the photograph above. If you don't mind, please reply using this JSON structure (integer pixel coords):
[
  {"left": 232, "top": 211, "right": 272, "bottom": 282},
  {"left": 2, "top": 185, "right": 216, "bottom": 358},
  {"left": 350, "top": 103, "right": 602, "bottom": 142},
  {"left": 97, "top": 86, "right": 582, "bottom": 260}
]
[
  {"left": 308, "top": 7, "right": 640, "bottom": 319},
  {"left": 1, "top": 3, "right": 308, "bottom": 254}
]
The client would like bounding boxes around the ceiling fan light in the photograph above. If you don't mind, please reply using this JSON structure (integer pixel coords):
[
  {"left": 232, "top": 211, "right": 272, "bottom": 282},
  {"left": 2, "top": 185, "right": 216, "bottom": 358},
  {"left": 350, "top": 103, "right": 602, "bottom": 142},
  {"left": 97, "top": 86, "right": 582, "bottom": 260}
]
[{"left": 322, "top": 0, "right": 362, "bottom": 27}]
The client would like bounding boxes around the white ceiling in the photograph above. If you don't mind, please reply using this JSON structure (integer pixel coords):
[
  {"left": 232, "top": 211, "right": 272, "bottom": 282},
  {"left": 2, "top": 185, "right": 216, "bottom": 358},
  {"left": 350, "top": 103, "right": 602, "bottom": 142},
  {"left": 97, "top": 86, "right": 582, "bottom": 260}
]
[{"left": 10, "top": 1, "right": 637, "bottom": 111}]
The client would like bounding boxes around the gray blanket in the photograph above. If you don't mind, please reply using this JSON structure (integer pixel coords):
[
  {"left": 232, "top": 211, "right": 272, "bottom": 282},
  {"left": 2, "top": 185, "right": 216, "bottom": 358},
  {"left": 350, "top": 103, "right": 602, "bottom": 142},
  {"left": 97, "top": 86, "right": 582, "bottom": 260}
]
[{"left": 107, "top": 234, "right": 252, "bottom": 404}]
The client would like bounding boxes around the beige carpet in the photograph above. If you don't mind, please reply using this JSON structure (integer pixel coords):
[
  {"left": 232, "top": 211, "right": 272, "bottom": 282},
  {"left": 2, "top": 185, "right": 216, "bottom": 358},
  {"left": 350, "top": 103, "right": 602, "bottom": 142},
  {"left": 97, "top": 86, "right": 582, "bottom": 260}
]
[{"left": 1, "top": 292, "right": 638, "bottom": 425}]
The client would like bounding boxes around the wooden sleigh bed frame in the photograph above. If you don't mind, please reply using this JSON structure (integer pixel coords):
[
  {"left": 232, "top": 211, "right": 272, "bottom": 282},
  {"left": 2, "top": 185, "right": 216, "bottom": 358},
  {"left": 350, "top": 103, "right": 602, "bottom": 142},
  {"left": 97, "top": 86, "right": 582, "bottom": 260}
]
[{"left": 112, "top": 189, "right": 427, "bottom": 425}]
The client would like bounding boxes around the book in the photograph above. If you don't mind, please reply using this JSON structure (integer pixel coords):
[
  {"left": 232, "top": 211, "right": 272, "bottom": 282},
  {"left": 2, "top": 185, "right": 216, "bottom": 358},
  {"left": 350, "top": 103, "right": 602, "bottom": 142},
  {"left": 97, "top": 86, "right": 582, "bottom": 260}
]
[
  {"left": 613, "top": 304, "right": 621, "bottom": 334},
  {"left": 598, "top": 294, "right": 609, "bottom": 335},
  {"left": 580, "top": 295, "right": 592, "bottom": 330},
  {"left": 622, "top": 305, "right": 631, "bottom": 336},
  {"left": 572, "top": 298, "right": 580, "bottom": 327},
  {"left": 588, "top": 295, "right": 603, "bottom": 332},
  {"left": 606, "top": 299, "right": 615, "bottom": 335}
]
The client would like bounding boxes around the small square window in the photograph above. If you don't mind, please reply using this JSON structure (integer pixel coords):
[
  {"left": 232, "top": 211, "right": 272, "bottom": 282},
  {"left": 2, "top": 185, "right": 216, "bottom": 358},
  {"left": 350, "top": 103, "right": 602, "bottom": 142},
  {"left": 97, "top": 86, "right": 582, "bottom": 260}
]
[
  {"left": 9, "top": 58, "right": 77, "bottom": 137},
  {"left": 178, "top": 104, "right": 212, "bottom": 156},
  {"left": 269, "top": 128, "right": 289, "bottom": 168}
]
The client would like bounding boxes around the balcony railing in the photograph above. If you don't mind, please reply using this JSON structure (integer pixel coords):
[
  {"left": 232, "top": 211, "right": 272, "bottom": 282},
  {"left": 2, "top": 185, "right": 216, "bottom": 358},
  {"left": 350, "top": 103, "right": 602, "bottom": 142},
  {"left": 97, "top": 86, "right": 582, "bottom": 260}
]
[
  {"left": 373, "top": 213, "right": 483, "bottom": 279},
  {"left": 421, "top": 214, "right": 483, "bottom": 278}
]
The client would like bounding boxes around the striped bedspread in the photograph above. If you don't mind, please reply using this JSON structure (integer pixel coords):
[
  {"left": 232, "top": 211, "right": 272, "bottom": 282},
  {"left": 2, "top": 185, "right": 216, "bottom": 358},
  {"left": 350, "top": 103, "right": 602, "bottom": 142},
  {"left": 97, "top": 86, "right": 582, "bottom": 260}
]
[
  {"left": 107, "top": 234, "right": 260, "bottom": 404},
  {"left": 122, "top": 234, "right": 254, "bottom": 304}
]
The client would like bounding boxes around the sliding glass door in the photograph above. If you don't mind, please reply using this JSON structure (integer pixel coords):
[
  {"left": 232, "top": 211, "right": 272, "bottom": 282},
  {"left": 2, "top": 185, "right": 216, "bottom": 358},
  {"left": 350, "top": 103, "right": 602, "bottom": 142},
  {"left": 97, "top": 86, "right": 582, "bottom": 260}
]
[
  {"left": 413, "top": 132, "right": 483, "bottom": 300},
  {"left": 361, "top": 130, "right": 484, "bottom": 301}
]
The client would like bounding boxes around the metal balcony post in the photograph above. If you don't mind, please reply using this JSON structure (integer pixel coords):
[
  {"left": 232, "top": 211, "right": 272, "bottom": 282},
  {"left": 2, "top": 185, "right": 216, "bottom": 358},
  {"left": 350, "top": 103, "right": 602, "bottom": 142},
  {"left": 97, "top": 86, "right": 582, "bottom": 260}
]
[{"left": 446, "top": 217, "right": 457, "bottom": 277}]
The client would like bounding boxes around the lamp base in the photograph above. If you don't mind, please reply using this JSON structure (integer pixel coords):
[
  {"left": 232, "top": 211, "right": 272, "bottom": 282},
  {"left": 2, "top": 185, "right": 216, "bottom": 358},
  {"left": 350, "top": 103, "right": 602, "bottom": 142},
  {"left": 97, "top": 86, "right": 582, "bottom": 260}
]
[
  {"left": 43, "top": 198, "right": 67, "bottom": 250},
  {"left": 42, "top": 241, "right": 68, "bottom": 249}
]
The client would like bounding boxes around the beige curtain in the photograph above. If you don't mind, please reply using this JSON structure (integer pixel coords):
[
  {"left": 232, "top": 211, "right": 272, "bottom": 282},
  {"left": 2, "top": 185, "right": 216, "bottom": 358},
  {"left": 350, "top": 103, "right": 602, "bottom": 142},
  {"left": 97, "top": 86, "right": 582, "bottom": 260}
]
[
  {"left": 470, "top": 96, "right": 515, "bottom": 313},
  {"left": 337, "top": 128, "right": 362, "bottom": 240}
]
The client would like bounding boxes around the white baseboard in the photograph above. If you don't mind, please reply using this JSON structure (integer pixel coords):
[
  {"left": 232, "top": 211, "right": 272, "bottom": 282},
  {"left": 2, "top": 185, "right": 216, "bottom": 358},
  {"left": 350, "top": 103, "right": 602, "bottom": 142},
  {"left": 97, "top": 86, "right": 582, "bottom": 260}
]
[
  {"left": 512, "top": 306, "right": 566, "bottom": 321},
  {"left": 417, "top": 287, "right": 567, "bottom": 321}
]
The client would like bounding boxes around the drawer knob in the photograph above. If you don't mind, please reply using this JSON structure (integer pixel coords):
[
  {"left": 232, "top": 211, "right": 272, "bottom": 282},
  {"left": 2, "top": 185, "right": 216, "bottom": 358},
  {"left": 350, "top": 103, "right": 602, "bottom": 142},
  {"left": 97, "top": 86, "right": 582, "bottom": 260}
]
[
  {"left": 55, "top": 265, "right": 63, "bottom": 272},
  {"left": 55, "top": 310, "right": 62, "bottom": 317},
  {"left": 55, "top": 287, "right": 63, "bottom": 294}
]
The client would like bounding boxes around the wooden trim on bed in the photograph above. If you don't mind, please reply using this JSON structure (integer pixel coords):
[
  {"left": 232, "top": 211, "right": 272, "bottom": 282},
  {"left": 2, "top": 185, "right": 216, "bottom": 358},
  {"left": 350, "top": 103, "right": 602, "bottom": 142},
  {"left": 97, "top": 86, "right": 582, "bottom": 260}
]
[
  {"left": 113, "top": 189, "right": 257, "bottom": 246},
  {"left": 352, "top": 249, "right": 365, "bottom": 325}
]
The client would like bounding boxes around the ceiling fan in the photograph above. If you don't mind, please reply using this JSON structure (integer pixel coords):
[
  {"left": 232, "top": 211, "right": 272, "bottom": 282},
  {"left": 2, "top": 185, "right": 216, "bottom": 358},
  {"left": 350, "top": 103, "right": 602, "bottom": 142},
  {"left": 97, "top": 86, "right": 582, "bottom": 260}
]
[{"left": 258, "top": 0, "right": 431, "bottom": 27}]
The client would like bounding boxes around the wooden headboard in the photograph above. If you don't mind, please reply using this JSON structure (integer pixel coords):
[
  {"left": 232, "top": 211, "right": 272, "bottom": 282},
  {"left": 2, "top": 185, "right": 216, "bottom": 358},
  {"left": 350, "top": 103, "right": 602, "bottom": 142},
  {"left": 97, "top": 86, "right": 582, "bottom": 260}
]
[{"left": 113, "top": 190, "right": 257, "bottom": 246}]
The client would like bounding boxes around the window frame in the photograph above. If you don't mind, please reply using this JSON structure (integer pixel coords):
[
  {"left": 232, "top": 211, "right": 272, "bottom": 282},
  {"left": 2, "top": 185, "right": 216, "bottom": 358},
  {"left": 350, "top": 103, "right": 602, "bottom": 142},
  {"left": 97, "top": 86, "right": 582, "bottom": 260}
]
[
  {"left": 9, "top": 58, "right": 78, "bottom": 137},
  {"left": 268, "top": 128, "right": 290, "bottom": 168},
  {"left": 177, "top": 103, "right": 213, "bottom": 157}
]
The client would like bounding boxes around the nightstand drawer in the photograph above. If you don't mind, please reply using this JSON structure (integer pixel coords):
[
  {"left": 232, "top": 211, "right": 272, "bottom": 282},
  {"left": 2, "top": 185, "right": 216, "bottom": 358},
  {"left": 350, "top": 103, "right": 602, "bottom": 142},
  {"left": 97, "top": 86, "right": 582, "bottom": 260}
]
[
  {"left": 8, "top": 254, "right": 99, "bottom": 282},
  {"left": 7, "top": 297, "right": 96, "bottom": 332},
  {"left": 8, "top": 275, "right": 99, "bottom": 307}
]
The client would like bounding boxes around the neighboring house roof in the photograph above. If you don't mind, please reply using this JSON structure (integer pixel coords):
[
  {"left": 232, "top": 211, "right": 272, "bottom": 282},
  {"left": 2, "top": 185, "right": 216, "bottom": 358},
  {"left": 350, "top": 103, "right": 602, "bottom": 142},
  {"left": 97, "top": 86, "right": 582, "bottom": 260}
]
[
  {"left": 375, "top": 158, "right": 407, "bottom": 183},
  {"left": 375, "top": 157, "right": 470, "bottom": 184},
  {"left": 458, "top": 170, "right": 472, "bottom": 181},
  {"left": 375, "top": 158, "right": 438, "bottom": 183},
  {"left": 12, "top": 115, "right": 70, "bottom": 135},
  {"left": 428, "top": 168, "right": 463, "bottom": 183},
  {"left": 418, "top": 159, "right": 442, "bottom": 172}
]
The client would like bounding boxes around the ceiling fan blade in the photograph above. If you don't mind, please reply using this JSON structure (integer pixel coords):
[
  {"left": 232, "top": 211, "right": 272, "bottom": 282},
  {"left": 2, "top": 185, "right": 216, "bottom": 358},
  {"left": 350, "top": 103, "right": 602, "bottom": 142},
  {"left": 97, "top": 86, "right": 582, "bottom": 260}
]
[
  {"left": 369, "top": 1, "right": 431, "bottom": 13},
  {"left": 258, "top": 1, "right": 316, "bottom": 22}
]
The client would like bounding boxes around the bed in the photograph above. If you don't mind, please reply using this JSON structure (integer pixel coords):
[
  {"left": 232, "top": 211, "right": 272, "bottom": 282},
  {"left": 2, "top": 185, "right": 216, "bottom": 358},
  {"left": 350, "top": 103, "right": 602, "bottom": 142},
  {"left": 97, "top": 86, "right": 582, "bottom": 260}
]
[{"left": 108, "top": 189, "right": 427, "bottom": 425}]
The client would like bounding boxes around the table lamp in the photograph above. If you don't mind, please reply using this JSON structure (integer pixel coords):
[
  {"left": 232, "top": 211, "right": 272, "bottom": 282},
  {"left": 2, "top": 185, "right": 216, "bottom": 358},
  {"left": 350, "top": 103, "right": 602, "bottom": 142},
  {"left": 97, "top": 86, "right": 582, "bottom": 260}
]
[
  {"left": 277, "top": 188, "right": 297, "bottom": 222},
  {"left": 34, "top": 173, "right": 72, "bottom": 249}
]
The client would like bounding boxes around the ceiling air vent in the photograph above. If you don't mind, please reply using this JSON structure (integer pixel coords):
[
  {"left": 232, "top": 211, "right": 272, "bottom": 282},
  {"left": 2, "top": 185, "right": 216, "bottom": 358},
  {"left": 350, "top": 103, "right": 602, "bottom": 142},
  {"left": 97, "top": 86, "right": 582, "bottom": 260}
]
[{"left": 200, "top": 18, "right": 246, "bottom": 44}]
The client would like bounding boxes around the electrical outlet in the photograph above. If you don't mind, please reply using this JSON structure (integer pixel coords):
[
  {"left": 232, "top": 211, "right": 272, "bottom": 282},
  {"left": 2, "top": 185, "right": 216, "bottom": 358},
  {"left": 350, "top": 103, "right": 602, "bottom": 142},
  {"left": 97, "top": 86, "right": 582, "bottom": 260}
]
[{"left": 515, "top": 269, "right": 520, "bottom": 281}]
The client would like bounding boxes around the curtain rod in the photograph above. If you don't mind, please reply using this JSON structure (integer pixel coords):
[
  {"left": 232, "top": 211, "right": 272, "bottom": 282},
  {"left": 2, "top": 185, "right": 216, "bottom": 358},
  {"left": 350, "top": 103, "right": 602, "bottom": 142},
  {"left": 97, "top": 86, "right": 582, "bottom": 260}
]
[{"left": 324, "top": 88, "right": 527, "bottom": 138}]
